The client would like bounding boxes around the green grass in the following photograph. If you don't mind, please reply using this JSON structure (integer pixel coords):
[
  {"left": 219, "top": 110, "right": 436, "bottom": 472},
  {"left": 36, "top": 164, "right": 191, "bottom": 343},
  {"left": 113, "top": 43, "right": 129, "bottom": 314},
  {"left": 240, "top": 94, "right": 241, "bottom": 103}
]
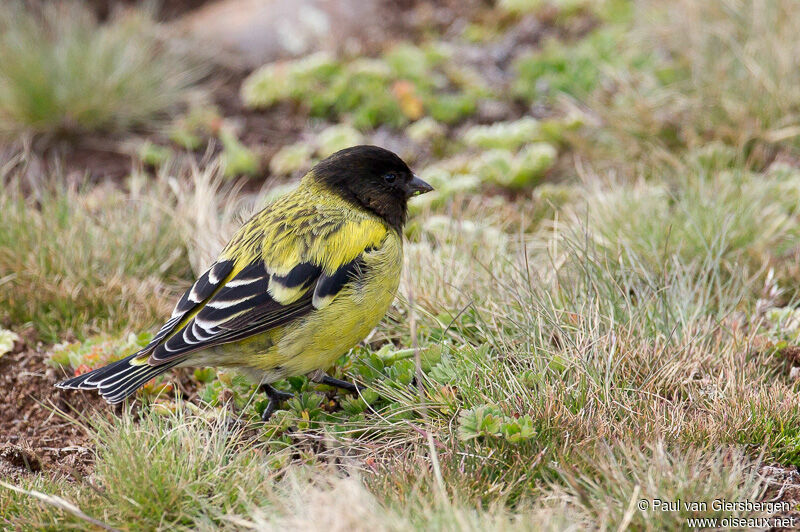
[
  {"left": 0, "top": 411, "right": 768, "bottom": 531},
  {"left": 0, "top": 171, "right": 193, "bottom": 343},
  {"left": 0, "top": 1, "right": 201, "bottom": 137},
  {"left": 12, "top": 157, "right": 800, "bottom": 528}
]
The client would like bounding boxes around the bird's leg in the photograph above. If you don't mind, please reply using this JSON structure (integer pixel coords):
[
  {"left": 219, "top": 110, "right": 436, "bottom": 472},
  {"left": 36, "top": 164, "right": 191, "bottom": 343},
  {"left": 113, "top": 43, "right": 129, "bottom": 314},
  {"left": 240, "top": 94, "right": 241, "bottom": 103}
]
[
  {"left": 309, "top": 369, "right": 364, "bottom": 394},
  {"left": 260, "top": 383, "right": 293, "bottom": 422}
]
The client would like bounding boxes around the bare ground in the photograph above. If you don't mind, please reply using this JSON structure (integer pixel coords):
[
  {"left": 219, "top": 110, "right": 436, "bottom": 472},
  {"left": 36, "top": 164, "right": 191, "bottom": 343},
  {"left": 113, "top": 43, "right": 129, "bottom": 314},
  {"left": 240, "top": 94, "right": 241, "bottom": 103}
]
[{"left": 0, "top": 333, "right": 106, "bottom": 480}]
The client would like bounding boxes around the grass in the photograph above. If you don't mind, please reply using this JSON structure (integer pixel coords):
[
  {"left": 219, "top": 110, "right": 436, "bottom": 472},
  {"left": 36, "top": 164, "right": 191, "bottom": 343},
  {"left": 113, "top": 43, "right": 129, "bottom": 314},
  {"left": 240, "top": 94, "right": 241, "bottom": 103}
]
[
  {"left": 0, "top": 411, "right": 768, "bottom": 530},
  {"left": 0, "top": 166, "right": 196, "bottom": 343},
  {"left": 636, "top": 0, "right": 800, "bottom": 153},
  {"left": 571, "top": 0, "right": 800, "bottom": 170},
  {"left": 4, "top": 0, "right": 800, "bottom": 529},
  {"left": 10, "top": 158, "right": 800, "bottom": 527},
  {"left": 0, "top": 1, "right": 200, "bottom": 137}
]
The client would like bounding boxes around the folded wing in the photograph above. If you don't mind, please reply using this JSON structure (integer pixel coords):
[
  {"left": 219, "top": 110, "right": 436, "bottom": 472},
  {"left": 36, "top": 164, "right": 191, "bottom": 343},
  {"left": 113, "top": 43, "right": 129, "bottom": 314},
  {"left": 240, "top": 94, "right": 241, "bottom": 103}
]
[
  {"left": 146, "top": 259, "right": 320, "bottom": 365},
  {"left": 130, "top": 200, "right": 388, "bottom": 366}
]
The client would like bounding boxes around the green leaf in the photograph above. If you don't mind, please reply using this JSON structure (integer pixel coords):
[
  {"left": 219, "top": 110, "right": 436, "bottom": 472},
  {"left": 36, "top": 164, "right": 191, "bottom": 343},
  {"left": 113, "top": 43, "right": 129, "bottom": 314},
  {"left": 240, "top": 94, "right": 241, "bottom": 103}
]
[
  {"left": 501, "top": 415, "right": 537, "bottom": 443},
  {"left": 458, "top": 405, "right": 504, "bottom": 441}
]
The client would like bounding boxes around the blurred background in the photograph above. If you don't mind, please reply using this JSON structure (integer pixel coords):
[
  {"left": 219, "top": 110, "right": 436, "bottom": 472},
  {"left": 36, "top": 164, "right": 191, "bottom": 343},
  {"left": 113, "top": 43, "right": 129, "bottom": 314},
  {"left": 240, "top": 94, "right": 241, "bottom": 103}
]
[{"left": 6, "top": 0, "right": 800, "bottom": 529}]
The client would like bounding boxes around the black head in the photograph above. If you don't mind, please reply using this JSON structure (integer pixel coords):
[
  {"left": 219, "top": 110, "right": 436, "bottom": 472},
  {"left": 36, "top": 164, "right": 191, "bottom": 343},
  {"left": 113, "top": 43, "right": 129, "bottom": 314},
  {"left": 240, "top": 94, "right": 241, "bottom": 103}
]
[{"left": 309, "top": 145, "right": 433, "bottom": 231}]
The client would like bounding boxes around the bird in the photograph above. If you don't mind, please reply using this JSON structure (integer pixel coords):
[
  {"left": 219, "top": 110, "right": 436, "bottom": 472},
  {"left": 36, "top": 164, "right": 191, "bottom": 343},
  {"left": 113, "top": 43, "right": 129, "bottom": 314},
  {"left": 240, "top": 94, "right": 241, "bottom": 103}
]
[{"left": 57, "top": 145, "right": 433, "bottom": 421}]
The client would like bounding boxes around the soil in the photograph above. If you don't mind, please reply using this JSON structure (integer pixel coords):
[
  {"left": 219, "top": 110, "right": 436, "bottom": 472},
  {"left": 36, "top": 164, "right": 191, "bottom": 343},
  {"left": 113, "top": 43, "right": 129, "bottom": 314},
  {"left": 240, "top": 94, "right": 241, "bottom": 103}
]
[
  {"left": 208, "top": 71, "right": 308, "bottom": 163},
  {"left": 0, "top": 332, "right": 106, "bottom": 480},
  {"left": 760, "top": 464, "right": 800, "bottom": 531},
  {"left": 0, "top": 322, "right": 229, "bottom": 481}
]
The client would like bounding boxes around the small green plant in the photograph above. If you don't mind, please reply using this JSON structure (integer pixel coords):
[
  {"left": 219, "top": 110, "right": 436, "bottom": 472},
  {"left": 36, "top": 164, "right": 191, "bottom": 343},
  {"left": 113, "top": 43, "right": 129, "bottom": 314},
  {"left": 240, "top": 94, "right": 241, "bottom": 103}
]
[
  {"left": 0, "top": 2, "right": 200, "bottom": 136},
  {"left": 408, "top": 166, "right": 481, "bottom": 213},
  {"left": 406, "top": 117, "right": 446, "bottom": 144},
  {"left": 458, "top": 405, "right": 504, "bottom": 441},
  {"left": 458, "top": 405, "right": 537, "bottom": 443},
  {"left": 513, "top": 29, "right": 621, "bottom": 103},
  {"left": 317, "top": 124, "right": 364, "bottom": 158},
  {"left": 0, "top": 328, "right": 19, "bottom": 357},
  {"left": 168, "top": 106, "right": 222, "bottom": 150},
  {"left": 219, "top": 128, "right": 259, "bottom": 178},
  {"left": 269, "top": 142, "right": 314, "bottom": 176},
  {"left": 497, "top": 0, "right": 545, "bottom": 15},
  {"left": 462, "top": 117, "right": 542, "bottom": 150},
  {"left": 242, "top": 43, "right": 490, "bottom": 130},
  {"left": 469, "top": 143, "right": 557, "bottom": 188},
  {"left": 241, "top": 52, "right": 341, "bottom": 109},
  {"left": 511, "top": 143, "right": 558, "bottom": 187},
  {"left": 48, "top": 332, "right": 153, "bottom": 374},
  {"left": 287, "top": 393, "right": 325, "bottom": 430},
  {"left": 138, "top": 142, "right": 172, "bottom": 168},
  {"left": 762, "top": 307, "right": 800, "bottom": 343}
]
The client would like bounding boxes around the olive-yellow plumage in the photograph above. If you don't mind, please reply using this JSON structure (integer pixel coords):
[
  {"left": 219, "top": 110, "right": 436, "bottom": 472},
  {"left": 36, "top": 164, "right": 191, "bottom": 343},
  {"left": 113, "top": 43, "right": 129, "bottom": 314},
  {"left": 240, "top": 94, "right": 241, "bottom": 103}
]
[
  {"left": 57, "top": 145, "right": 433, "bottom": 418},
  {"left": 193, "top": 186, "right": 403, "bottom": 382}
]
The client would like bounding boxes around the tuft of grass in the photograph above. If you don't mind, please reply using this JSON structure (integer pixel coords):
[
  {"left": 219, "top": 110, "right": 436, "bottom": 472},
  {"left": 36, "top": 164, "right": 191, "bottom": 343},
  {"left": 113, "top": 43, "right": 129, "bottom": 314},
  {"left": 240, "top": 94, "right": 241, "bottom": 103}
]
[
  {"left": 0, "top": 409, "right": 545, "bottom": 530},
  {"left": 0, "top": 1, "right": 201, "bottom": 137},
  {"left": 570, "top": 165, "right": 800, "bottom": 298},
  {"left": 637, "top": 0, "right": 800, "bottom": 155},
  {"left": 0, "top": 168, "right": 194, "bottom": 343},
  {"left": 1, "top": 410, "right": 279, "bottom": 529}
]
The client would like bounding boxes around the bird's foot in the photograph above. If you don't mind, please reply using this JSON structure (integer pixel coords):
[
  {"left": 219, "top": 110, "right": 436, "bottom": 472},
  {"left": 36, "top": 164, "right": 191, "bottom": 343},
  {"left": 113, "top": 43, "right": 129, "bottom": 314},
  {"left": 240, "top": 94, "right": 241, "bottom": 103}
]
[
  {"left": 311, "top": 372, "right": 365, "bottom": 395},
  {"left": 260, "top": 383, "right": 293, "bottom": 422}
]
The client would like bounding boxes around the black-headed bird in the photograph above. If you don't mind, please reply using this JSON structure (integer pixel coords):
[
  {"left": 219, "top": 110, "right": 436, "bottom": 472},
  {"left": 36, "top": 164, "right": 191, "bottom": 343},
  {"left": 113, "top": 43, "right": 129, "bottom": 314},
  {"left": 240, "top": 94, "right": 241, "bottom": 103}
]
[{"left": 57, "top": 145, "right": 433, "bottom": 420}]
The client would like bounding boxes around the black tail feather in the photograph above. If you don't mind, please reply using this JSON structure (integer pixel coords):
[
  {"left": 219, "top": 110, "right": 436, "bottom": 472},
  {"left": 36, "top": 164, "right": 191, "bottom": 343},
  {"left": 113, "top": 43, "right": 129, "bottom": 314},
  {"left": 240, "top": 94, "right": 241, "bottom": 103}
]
[{"left": 56, "top": 353, "right": 181, "bottom": 404}]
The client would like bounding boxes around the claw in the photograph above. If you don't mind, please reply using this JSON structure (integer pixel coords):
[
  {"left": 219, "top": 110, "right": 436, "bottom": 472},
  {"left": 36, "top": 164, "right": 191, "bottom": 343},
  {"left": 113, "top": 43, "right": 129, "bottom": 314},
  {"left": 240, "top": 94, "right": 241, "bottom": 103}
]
[{"left": 260, "top": 383, "right": 293, "bottom": 422}]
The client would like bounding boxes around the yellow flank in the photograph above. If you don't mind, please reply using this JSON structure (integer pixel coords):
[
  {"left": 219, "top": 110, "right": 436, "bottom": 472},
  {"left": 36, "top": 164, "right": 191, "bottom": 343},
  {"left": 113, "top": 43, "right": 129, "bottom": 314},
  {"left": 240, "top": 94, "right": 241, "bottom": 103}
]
[
  {"left": 266, "top": 277, "right": 306, "bottom": 304},
  {"left": 179, "top": 174, "right": 404, "bottom": 382}
]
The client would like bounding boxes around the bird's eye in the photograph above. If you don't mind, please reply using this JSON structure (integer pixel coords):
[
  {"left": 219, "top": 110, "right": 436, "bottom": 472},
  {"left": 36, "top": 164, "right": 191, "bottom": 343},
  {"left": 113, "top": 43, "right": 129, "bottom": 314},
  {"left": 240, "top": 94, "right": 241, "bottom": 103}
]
[{"left": 383, "top": 172, "right": 397, "bottom": 184}]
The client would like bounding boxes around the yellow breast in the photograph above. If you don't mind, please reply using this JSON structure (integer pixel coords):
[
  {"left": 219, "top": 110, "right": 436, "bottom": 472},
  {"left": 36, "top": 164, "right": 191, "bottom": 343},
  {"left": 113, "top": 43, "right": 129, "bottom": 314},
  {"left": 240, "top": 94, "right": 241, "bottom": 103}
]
[{"left": 272, "top": 230, "right": 403, "bottom": 376}]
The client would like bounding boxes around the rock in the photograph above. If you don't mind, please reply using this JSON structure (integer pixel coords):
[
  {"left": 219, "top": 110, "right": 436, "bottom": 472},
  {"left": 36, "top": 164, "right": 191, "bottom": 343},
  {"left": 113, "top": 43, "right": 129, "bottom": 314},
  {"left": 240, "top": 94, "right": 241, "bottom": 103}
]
[{"left": 174, "top": 0, "right": 393, "bottom": 68}]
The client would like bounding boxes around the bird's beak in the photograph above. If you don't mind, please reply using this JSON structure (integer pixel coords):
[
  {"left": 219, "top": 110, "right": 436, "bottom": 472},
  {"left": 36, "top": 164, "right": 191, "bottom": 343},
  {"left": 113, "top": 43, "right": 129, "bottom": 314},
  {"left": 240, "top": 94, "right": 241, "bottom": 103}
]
[{"left": 406, "top": 174, "right": 434, "bottom": 198}]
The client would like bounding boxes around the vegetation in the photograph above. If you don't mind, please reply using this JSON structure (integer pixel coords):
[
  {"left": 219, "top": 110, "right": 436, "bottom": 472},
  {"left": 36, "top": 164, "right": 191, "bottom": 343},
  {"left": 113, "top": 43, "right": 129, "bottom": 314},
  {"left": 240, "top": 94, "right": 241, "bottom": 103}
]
[
  {"left": 4, "top": 0, "right": 800, "bottom": 529},
  {"left": 0, "top": 176, "right": 192, "bottom": 343},
  {"left": 241, "top": 45, "right": 488, "bottom": 129},
  {"left": 0, "top": 1, "right": 199, "bottom": 137}
]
